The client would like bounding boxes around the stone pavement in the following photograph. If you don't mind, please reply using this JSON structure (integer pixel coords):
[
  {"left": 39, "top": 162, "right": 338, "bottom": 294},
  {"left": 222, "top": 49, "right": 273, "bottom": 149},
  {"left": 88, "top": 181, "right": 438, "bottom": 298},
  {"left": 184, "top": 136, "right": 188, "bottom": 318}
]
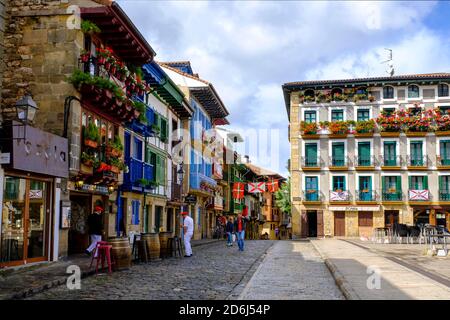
[
  {"left": 25, "top": 240, "right": 274, "bottom": 300},
  {"left": 0, "top": 238, "right": 221, "bottom": 300},
  {"left": 238, "top": 241, "right": 344, "bottom": 300},
  {"left": 311, "top": 239, "right": 450, "bottom": 300}
]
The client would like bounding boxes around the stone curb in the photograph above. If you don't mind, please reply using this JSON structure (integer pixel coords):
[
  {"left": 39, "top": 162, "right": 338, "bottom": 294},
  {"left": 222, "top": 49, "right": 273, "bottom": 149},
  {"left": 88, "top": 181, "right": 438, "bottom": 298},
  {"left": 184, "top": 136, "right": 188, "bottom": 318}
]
[{"left": 310, "top": 240, "right": 360, "bottom": 300}]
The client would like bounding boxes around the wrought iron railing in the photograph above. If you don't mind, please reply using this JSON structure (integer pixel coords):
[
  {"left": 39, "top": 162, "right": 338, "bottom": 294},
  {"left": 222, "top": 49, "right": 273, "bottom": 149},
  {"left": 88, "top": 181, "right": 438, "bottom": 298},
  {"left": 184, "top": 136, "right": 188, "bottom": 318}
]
[
  {"left": 355, "top": 190, "right": 378, "bottom": 201},
  {"left": 382, "top": 191, "right": 403, "bottom": 201}
]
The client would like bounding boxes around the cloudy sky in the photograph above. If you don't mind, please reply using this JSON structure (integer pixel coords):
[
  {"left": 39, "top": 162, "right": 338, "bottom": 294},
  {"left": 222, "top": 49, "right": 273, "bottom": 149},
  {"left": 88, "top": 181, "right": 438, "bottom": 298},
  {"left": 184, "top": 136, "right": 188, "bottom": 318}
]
[{"left": 117, "top": 0, "right": 450, "bottom": 176}]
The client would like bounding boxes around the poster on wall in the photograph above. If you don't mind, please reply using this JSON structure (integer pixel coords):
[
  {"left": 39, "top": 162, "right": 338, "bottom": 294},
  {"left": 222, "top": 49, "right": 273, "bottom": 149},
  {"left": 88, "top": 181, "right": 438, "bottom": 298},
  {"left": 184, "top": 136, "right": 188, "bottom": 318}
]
[{"left": 60, "top": 202, "right": 71, "bottom": 229}]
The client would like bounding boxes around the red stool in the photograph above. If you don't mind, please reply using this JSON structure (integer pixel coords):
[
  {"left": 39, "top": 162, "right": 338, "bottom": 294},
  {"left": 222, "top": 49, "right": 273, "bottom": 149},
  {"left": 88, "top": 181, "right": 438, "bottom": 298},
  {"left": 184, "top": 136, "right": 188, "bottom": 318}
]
[
  {"left": 95, "top": 245, "right": 113, "bottom": 274},
  {"left": 89, "top": 241, "right": 109, "bottom": 269}
]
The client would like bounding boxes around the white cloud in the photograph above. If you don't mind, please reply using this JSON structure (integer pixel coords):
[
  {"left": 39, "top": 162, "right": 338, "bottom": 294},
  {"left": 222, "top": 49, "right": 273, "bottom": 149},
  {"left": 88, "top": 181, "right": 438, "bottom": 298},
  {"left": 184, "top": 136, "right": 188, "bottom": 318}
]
[{"left": 117, "top": 0, "right": 443, "bottom": 175}]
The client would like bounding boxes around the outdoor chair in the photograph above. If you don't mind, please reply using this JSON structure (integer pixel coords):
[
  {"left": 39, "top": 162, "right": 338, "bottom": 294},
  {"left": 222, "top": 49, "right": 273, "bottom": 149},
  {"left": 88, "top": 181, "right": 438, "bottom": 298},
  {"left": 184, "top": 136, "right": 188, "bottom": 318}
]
[{"left": 407, "top": 226, "right": 421, "bottom": 244}]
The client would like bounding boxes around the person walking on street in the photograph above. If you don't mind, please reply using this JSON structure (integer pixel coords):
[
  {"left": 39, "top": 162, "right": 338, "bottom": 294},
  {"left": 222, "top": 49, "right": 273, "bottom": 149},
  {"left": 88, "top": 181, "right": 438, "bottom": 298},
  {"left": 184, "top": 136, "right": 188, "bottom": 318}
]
[
  {"left": 234, "top": 213, "right": 248, "bottom": 251},
  {"left": 85, "top": 206, "right": 104, "bottom": 257},
  {"left": 181, "top": 211, "right": 194, "bottom": 257},
  {"left": 226, "top": 217, "right": 234, "bottom": 247}
]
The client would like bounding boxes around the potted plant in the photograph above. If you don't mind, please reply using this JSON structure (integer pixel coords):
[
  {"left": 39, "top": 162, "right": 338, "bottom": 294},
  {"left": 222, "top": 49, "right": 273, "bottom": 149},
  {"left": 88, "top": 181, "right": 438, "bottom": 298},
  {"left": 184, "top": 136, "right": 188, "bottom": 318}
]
[
  {"left": 81, "top": 20, "right": 101, "bottom": 35},
  {"left": 300, "top": 121, "right": 318, "bottom": 135},
  {"left": 355, "top": 119, "right": 375, "bottom": 134},
  {"left": 84, "top": 122, "right": 100, "bottom": 148},
  {"left": 106, "top": 135, "right": 123, "bottom": 157},
  {"left": 137, "top": 178, "right": 149, "bottom": 186},
  {"left": 328, "top": 121, "right": 349, "bottom": 135},
  {"left": 81, "top": 152, "right": 95, "bottom": 167}
]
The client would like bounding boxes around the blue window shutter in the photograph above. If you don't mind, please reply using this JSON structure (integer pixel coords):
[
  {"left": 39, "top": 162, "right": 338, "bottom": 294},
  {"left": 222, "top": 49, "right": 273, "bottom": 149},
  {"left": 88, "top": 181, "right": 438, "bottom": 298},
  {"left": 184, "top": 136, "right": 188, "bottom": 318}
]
[
  {"left": 124, "top": 131, "right": 131, "bottom": 160},
  {"left": 146, "top": 108, "right": 155, "bottom": 126}
]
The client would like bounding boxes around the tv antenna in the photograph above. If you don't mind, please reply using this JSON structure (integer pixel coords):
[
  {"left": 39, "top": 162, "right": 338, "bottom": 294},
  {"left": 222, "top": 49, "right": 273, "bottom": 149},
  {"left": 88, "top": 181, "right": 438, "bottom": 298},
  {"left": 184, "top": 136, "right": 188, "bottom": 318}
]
[{"left": 381, "top": 48, "right": 394, "bottom": 76}]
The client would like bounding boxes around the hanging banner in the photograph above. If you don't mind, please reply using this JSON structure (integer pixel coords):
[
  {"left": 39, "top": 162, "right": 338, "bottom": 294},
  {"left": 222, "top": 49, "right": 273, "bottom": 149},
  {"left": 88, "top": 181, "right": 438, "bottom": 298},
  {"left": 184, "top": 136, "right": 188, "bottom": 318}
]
[
  {"left": 248, "top": 182, "right": 265, "bottom": 193},
  {"left": 266, "top": 179, "right": 279, "bottom": 193},
  {"left": 330, "top": 191, "right": 349, "bottom": 201},
  {"left": 233, "top": 183, "right": 245, "bottom": 199},
  {"left": 409, "top": 190, "right": 429, "bottom": 201}
]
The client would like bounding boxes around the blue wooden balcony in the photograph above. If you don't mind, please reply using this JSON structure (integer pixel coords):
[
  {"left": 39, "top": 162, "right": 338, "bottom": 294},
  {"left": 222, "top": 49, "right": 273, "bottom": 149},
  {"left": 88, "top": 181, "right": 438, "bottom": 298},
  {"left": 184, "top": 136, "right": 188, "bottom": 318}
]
[
  {"left": 190, "top": 172, "right": 217, "bottom": 190},
  {"left": 122, "top": 157, "right": 154, "bottom": 192}
]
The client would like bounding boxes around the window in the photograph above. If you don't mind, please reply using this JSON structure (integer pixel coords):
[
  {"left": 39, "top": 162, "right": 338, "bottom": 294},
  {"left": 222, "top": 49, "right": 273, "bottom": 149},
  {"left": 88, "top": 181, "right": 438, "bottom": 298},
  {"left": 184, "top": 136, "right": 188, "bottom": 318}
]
[
  {"left": 357, "top": 109, "right": 370, "bottom": 121},
  {"left": 331, "top": 109, "right": 344, "bottom": 122},
  {"left": 383, "top": 86, "right": 394, "bottom": 99},
  {"left": 409, "top": 176, "right": 428, "bottom": 190},
  {"left": 440, "top": 140, "right": 450, "bottom": 165},
  {"left": 382, "top": 108, "right": 395, "bottom": 116},
  {"left": 305, "top": 177, "right": 318, "bottom": 201},
  {"left": 358, "top": 212, "right": 373, "bottom": 227},
  {"left": 439, "top": 176, "right": 450, "bottom": 200},
  {"left": 304, "top": 143, "right": 318, "bottom": 166},
  {"left": 410, "top": 141, "right": 423, "bottom": 165},
  {"left": 358, "top": 142, "right": 371, "bottom": 166},
  {"left": 408, "top": 85, "right": 420, "bottom": 98},
  {"left": 131, "top": 200, "right": 140, "bottom": 225},
  {"left": 304, "top": 110, "right": 316, "bottom": 123},
  {"left": 359, "top": 176, "right": 372, "bottom": 201},
  {"left": 383, "top": 141, "right": 397, "bottom": 166},
  {"left": 439, "top": 106, "right": 450, "bottom": 115},
  {"left": 133, "top": 137, "right": 143, "bottom": 161},
  {"left": 382, "top": 176, "right": 402, "bottom": 200},
  {"left": 332, "top": 142, "right": 345, "bottom": 166},
  {"left": 438, "top": 84, "right": 449, "bottom": 97},
  {"left": 332, "top": 176, "right": 346, "bottom": 191}
]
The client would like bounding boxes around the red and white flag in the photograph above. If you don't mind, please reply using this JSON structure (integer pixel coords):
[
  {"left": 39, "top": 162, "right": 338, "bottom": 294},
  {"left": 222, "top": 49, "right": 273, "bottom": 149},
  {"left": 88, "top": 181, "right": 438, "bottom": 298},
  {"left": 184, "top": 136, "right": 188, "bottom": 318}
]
[
  {"left": 248, "top": 182, "right": 265, "bottom": 193},
  {"left": 233, "top": 183, "right": 245, "bottom": 199},
  {"left": 409, "top": 190, "right": 429, "bottom": 201},
  {"left": 266, "top": 179, "right": 279, "bottom": 193}
]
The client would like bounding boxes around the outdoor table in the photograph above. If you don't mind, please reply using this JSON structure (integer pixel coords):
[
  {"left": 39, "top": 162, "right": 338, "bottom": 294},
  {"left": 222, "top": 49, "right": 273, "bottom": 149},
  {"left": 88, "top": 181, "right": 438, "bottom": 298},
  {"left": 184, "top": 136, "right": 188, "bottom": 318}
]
[{"left": 373, "top": 227, "right": 390, "bottom": 243}]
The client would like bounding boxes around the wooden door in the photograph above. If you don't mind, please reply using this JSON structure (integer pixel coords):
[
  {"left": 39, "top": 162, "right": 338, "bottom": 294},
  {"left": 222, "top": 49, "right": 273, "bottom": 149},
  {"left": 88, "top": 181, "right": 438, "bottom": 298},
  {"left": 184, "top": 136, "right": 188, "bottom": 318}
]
[
  {"left": 334, "top": 211, "right": 345, "bottom": 236},
  {"left": 300, "top": 210, "right": 308, "bottom": 238},
  {"left": 317, "top": 210, "right": 324, "bottom": 237}
]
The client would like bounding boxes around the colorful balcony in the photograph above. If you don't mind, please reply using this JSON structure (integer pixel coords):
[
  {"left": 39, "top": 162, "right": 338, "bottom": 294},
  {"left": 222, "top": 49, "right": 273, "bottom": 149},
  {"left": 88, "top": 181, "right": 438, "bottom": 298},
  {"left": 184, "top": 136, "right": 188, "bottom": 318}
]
[
  {"left": 301, "top": 156, "right": 323, "bottom": 171},
  {"left": 382, "top": 191, "right": 403, "bottom": 202},
  {"left": 355, "top": 155, "right": 376, "bottom": 170},
  {"left": 302, "top": 190, "right": 323, "bottom": 203},
  {"left": 381, "top": 155, "right": 403, "bottom": 170},
  {"left": 122, "top": 157, "right": 154, "bottom": 192},
  {"left": 406, "top": 155, "right": 429, "bottom": 170},
  {"left": 355, "top": 190, "right": 378, "bottom": 204},
  {"left": 329, "top": 156, "right": 350, "bottom": 170},
  {"left": 190, "top": 172, "right": 217, "bottom": 192}
]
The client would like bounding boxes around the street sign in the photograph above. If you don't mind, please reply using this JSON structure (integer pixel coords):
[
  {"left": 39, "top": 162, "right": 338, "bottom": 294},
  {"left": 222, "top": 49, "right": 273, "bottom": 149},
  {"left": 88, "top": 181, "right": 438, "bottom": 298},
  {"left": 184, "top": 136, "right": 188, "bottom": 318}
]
[
  {"left": 0, "top": 153, "right": 10, "bottom": 164},
  {"left": 184, "top": 195, "right": 197, "bottom": 203}
]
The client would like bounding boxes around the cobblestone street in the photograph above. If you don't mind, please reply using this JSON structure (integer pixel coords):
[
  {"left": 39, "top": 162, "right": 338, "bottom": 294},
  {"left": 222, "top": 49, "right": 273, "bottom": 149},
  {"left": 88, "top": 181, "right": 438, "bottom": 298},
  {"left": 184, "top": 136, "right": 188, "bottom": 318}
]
[
  {"left": 25, "top": 240, "right": 345, "bottom": 300},
  {"left": 27, "top": 241, "right": 275, "bottom": 300}
]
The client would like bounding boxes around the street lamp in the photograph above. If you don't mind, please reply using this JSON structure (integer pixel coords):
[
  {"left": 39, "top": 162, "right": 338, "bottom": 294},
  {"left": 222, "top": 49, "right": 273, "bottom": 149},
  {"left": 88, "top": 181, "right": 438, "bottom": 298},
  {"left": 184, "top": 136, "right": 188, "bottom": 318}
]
[
  {"left": 177, "top": 162, "right": 185, "bottom": 185},
  {"left": 15, "top": 95, "right": 38, "bottom": 124}
]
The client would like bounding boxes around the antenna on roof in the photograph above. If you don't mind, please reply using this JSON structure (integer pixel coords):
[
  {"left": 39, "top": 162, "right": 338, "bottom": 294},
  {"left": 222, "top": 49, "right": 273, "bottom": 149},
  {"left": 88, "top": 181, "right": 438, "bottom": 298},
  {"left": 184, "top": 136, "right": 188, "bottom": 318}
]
[{"left": 381, "top": 48, "right": 394, "bottom": 77}]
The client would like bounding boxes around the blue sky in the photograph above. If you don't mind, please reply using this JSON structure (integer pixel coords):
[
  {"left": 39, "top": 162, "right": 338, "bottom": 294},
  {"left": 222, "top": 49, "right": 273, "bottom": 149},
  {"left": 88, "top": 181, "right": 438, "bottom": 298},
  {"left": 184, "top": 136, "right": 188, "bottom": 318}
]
[{"left": 117, "top": 1, "right": 450, "bottom": 176}]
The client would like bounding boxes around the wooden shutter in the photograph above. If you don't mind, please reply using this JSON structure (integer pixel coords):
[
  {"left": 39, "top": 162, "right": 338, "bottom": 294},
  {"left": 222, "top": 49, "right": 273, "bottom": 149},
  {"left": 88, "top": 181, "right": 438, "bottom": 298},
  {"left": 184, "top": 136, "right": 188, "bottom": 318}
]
[
  {"left": 317, "top": 210, "right": 324, "bottom": 237},
  {"left": 396, "top": 176, "right": 402, "bottom": 193},
  {"left": 156, "top": 155, "right": 161, "bottom": 184},
  {"left": 408, "top": 176, "right": 412, "bottom": 190}
]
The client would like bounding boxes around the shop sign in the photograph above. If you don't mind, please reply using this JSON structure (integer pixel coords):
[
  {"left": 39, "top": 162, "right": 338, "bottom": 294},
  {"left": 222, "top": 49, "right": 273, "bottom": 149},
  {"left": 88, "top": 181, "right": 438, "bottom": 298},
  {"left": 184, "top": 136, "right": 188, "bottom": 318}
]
[
  {"left": 29, "top": 189, "right": 43, "bottom": 199},
  {"left": 4, "top": 122, "right": 68, "bottom": 178},
  {"left": 80, "top": 184, "right": 109, "bottom": 195},
  {"left": 60, "top": 201, "right": 71, "bottom": 229},
  {"left": 0, "top": 153, "right": 10, "bottom": 164},
  {"left": 329, "top": 206, "right": 380, "bottom": 211},
  {"left": 185, "top": 195, "right": 197, "bottom": 203}
]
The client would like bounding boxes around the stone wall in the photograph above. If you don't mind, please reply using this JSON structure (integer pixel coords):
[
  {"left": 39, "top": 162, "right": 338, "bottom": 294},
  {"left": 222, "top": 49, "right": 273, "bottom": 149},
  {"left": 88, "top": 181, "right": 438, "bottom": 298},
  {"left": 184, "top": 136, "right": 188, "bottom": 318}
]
[{"left": 0, "top": 0, "right": 7, "bottom": 109}]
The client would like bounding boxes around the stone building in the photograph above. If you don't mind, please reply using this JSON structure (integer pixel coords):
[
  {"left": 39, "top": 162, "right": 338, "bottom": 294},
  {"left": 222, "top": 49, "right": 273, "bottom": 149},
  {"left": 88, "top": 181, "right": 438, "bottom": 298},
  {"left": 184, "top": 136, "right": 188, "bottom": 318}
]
[
  {"left": 283, "top": 73, "right": 450, "bottom": 238},
  {"left": 0, "top": 0, "right": 155, "bottom": 266}
]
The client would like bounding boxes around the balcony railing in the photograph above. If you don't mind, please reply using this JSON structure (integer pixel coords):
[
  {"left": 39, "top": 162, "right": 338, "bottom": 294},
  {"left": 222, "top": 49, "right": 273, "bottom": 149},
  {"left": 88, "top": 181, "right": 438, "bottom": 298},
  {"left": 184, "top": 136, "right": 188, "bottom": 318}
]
[
  {"left": 190, "top": 172, "right": 217, "bottom": 190},
  {"left": 408, "top": 189, "right": 430, "bottom": 201},
  {"left": 329, "top": 190, "right": 351, "bottom": 201},
  {"left": 301, "top": 156, "right": 324, "bottom": 167},
  {"left": 439, "top": 190, "right": 450, "bottom": 201},
  {"left": 356, "top": 190, "right": 378, "bottom": 201},
  {"left": 406, "top": 155, "right": 429, "bottom": 167},
  {"left": 355, "top": 155, "right": 376, "bottom": 167},
  {"left": 302, "top": 190, "right": 323, "bottom": 201},
  {"left": 437, "top": 156, "right": 450, "bottom": 166},
  {"left": 382, "top": 191, "right": 403, "bottom": 201},
  {"left": 329, "top": 155, "right": 350, "bottom": 167},
  {"left": 381, "top": 155, "right": 403, "bottom": 167}
]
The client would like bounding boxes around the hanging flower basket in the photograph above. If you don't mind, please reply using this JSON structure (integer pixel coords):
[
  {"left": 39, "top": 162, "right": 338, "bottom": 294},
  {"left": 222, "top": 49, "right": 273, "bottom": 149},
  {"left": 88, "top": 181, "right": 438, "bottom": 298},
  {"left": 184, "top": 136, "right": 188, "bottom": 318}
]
[{"left": 80, "top": 53, "right": 90, "bottom": 63}]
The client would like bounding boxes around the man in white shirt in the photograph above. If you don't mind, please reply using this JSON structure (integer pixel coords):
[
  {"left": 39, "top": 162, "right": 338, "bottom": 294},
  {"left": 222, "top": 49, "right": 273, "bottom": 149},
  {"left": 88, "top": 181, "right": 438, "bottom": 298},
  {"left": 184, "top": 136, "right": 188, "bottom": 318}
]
[{"left": 181, "top": 211, "right": 194, "bottom": 257}]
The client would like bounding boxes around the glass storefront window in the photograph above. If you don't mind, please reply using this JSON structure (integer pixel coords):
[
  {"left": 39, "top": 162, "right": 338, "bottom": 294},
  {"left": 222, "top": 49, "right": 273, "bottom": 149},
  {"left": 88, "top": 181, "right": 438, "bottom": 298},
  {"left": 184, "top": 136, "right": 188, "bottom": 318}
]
[{"left": 1, "top": 177, "right": 48, "bottom": 265}]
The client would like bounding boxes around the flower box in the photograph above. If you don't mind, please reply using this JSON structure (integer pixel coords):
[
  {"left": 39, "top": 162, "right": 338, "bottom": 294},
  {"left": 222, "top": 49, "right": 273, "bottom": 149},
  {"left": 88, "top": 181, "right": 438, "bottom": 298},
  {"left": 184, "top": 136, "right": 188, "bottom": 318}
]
[
  {"left": 106, "top": 146, "right": 122, "bottom": 158},
  {"left": 436, "top": 131, "right": 450, "bottom": 136},
  {"left": 380, "top": 132, "right": 400, "bottom": 137},
  {"left": 110, "top": 165, "right": 120, "bottom": 174},
  {"left": 405, "top": 131, "right": 427, "bottom": 137},
  {"left": 84, "top": 139, "right": 98, "bottom": 148}
]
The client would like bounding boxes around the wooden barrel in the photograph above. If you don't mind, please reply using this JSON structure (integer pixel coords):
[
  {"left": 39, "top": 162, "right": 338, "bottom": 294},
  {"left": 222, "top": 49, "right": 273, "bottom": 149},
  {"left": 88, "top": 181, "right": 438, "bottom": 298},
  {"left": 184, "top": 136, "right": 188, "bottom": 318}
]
[
  {"left": 108, "top": 237, "right": 132, "bottom": 271},
  {"left": 159, "top": 232, "right": 172, "bottom": 258},
  {"left": 141, "top": 233, "right": 160, "bottom": 260}
]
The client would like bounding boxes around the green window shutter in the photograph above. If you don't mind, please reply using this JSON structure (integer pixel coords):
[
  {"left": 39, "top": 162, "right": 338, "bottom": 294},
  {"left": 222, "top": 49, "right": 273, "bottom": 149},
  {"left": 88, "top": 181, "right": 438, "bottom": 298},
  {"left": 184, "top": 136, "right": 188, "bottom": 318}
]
[
  {"left": 343, "top": 176, "right": 346, "bottom": 190},
  {"left": 396, "top": 176, "right": 402, "bottom": 192},
  {"left": 382, "top": 176, "right": 386, "bottom": 191},
  {"left": 439, "top": 176, "right": 443, "bottom": 191},
  {"left": 423, "top": 176, "right": 428, "bottom": 190},
  {"left": 408, "top": 176, "right": 412, "bottom": 190},
  {"left": 156, "top": 155, "right": 161, "bottom": 184}
]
